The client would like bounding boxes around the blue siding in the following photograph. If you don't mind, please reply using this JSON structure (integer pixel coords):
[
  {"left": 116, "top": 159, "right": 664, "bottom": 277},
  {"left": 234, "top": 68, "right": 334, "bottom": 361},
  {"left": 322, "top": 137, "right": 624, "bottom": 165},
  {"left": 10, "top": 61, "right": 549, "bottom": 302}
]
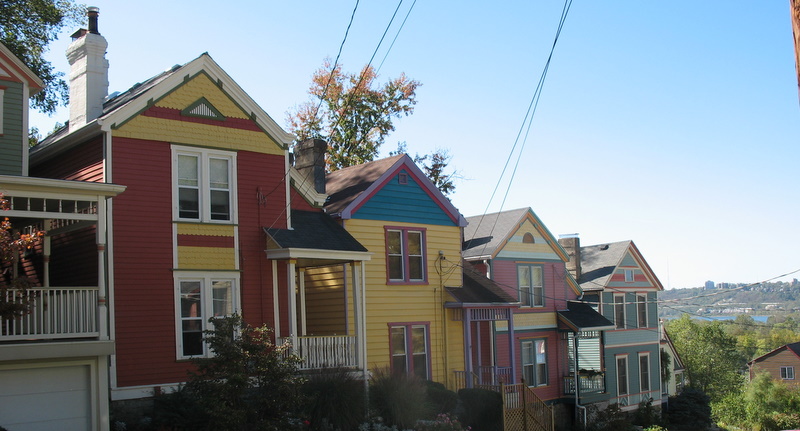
[{"left": 353, "top": 170, "right": 456, "bottom": 226}]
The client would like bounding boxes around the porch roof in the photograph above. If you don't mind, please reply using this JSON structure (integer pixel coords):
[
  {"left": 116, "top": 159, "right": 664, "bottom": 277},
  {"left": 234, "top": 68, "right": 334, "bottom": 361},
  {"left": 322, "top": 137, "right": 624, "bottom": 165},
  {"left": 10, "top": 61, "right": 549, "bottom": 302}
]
[
  {"left": 446, "top": 264, "right": 519, "bottom": 307},
  {"left": 264, "top": 210, "right": 370, "bottom": 265},
  {"left": 557, "top": 300, "right": 615, "bottom": 332}
]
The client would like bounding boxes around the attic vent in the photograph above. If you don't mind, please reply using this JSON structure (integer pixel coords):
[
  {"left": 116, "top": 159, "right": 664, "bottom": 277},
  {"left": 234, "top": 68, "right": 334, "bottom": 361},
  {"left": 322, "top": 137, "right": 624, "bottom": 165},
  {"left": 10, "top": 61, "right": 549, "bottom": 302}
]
[{"left": 182, "top": 97, "right": 225, "bottom": 121}]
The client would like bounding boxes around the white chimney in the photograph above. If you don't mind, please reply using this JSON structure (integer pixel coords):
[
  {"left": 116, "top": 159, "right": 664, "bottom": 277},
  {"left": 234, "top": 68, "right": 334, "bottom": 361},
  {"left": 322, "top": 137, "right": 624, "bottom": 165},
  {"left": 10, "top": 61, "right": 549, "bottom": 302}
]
[{"left": 66, "top": 6, "right": 108, "bottom": 130}]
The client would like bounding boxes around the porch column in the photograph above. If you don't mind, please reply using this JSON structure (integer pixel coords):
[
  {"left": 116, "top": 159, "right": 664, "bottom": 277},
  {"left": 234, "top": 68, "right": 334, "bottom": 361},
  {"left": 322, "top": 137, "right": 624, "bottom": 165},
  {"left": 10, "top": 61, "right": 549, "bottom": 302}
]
[
  {"left": 298, "top": 268, "right": 307, "bottom": 336},
  {"left": 464, "top": 309, "right": 473, "bottom": 388},
  {"left": 508, "top": 313, "right": 517, "bottom": 383},
  {"left": 287, "top": 259, "right": 298, "bottom": 349},
  {"left": 272, "top": 260, "right": 280, "bottom": 337},
  {"left": 96, "top": 198, "right": 108, "bottom": 341},
  {"left": 43, "top": 235, "right": 51, "bottom": 287},
  {"left": 350, "top": 262, "right": 363, "bottom": 369}
]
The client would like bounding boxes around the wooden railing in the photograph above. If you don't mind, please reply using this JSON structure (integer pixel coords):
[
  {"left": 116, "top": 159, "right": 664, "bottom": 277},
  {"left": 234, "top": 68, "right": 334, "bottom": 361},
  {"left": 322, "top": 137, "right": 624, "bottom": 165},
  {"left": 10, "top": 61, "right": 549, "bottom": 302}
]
[
  {"left": 1, "top": 287, "right": 99, "bottom": 341},
  {"left": 562, "top": 373, "right": 606, "bottom": 395},
  {"left": 453, "top": 366, "right": 512, "bottom": 391},
  {"left": 478, "top": 381, "right": 553, "bottom": 431},
  {"left": 281, "top": 335, "right": 358, "bottom": 370}
]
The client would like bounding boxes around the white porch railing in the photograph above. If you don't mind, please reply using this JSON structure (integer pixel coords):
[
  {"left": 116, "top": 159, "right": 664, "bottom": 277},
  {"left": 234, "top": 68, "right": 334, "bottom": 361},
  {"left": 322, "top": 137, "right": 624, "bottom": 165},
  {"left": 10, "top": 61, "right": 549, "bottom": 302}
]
[
  {"left": 1, "top": 287, "right": 99, "bottom": 340},
  {"left": 281, "top": 335, "right": 358, "bottom": 370}
]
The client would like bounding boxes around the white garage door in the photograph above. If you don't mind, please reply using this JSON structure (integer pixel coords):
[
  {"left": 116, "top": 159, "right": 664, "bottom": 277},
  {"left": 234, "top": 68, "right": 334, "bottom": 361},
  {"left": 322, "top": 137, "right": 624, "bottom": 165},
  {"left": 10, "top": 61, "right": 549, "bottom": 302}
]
[{"left": 0, "top": 365, "right": 91, "bottom": 431}]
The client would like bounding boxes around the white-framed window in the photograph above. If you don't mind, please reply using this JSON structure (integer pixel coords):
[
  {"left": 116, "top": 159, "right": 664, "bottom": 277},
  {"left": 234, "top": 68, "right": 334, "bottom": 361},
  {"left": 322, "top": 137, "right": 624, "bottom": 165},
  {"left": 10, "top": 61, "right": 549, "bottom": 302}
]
[
  {"left": 637, "top": 293, "right": 648, "bottom": 328},
  {"left": 624, "top": 269, "right": 634, "bottom": 282},
  {"left": 617, "top": 355, "right": 629, "bottom": 395},
  {"left": 390, "top": 323, "right": 430, "bottom": 379},
  {"left": 639, "top": 352, "right": 650, "bottom": 392},
  {"left": 386, "top": 227, "right": 426, "bottom": 283},
  {"left": 518, "top": 264, "right": 544, "bottom": 307},
  {"left": 175, "top": 272, "right": 240, "bottom": 358},
  {"left": 613, "top": 294, "right": 626, "bottom": 329},
  {"left": 781, "top": 366, "right": 795, "bottom": 380},
  {"left": 522, "top": 339, "right": 548, "bottom": 387},
  {"left": 173, "top": 146, "right": 236, "bottom": 223}
]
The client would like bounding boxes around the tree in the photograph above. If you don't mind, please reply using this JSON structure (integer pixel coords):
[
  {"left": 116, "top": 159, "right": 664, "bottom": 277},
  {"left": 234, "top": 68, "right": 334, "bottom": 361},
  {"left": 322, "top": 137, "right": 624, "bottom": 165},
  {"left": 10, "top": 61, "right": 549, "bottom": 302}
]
[
  {"left": 391, "top": 143, "right": 458, "bottom": 196},
  {"left": 287, "top": 59, "right": 420, "bottom": 170},
  {"left": 667, "top": 314, "right": 746, "bottom": 400},
  {"left": 1, "top": 193, "right": 44, "bottom": 319},
  {"left": 713, "top": 373, "right": 800, "bottom": 431},
  {"left": 0, "top": 0, "right": 85, "bottom": 114}
]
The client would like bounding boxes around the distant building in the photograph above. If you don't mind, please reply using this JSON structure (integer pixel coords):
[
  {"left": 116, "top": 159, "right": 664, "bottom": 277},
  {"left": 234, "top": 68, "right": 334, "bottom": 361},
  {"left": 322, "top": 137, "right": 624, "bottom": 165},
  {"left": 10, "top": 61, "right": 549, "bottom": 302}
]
[{"left": 705, "top": 280, "right": 715, "bottom": 290}]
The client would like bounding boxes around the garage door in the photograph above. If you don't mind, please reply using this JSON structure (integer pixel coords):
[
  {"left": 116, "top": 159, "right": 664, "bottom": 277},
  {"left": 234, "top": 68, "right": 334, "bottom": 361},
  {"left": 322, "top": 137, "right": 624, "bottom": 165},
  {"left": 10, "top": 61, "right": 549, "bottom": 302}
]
[{"left": 0, "top": 365, "right": 91, "bottom": 431}]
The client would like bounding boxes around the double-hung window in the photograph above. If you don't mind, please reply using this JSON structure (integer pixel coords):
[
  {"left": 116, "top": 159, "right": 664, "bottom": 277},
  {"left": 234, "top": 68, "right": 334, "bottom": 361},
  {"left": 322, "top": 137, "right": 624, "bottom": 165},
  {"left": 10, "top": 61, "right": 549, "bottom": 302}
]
[
  {"left": 613, "top": 294, "right": 626, "bottom": 329},
  {"left": 386, "top": 227, "right": 425, "bottom": 283},
  {"left": 637, "top": 294, "right": 648, "bottom": 328},
  {"left": 518, "top": 264, "right": 544, "bottom": 307},
  {"left": 639, "top": 353, "right": 650, "bottom": 392},
  {"left": 389, "top": 323, "right": 430, "bottom": 379},
  {"left": 781, "top": 366, "right": 795, "bottom": 380},
  {"left": 624, "top": 269, "right": 635, "bottom": 282},
  {"left": 522, "top": 339, "right": 548, "bottom": 386},
  {"left": 617, "top": 355, "right": 629, "bottom": 395},
  {"left": 175, "top": 272, "right": 239, "bottom": 358},
  {"left": 174, "top": 146, "right": 236, "bottom": 222}
]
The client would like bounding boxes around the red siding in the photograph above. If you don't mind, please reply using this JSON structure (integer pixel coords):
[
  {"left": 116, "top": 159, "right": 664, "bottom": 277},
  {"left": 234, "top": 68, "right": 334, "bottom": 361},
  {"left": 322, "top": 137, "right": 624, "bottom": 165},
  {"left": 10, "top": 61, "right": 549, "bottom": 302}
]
[{"left": 31, "top": 137, "right": 104, "bottom": 182}]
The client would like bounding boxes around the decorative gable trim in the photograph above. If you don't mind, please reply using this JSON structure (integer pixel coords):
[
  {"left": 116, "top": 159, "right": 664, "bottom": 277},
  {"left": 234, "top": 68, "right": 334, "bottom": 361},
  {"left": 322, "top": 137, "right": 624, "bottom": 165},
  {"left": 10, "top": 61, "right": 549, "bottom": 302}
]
[
  {"left": 491, "top": 209, "right": 569, "bottom": 262},
  {"left": 182, "top": 97, "right": 226, "bottom": 121},
  {"left": 622, "top": 242, "right": 664, "bottom": 291}
]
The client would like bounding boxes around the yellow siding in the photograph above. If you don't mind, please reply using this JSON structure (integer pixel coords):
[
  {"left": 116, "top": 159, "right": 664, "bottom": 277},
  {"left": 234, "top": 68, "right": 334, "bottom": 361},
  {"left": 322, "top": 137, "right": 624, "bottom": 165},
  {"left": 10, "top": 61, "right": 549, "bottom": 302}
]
[
  {"left": 496, "top": 312, "right": 557, "bottom": 331},
  {"left": 177, "top": 246, "right": 235, "bottom": 269},
  {"left": 154, "top": 73, "right": 248, "bottom": 119},
  {"left": 303, "top": 265, "right": 348, "bottom": 335},
  {"left": 177, "top": 223, "right": 235, "bottom": 237},
  {"left": 345, "top": 219, "right": 464, "bottom": 387},
  {"left": 503, "top": 219, "right": 558, "bottom": 256}
]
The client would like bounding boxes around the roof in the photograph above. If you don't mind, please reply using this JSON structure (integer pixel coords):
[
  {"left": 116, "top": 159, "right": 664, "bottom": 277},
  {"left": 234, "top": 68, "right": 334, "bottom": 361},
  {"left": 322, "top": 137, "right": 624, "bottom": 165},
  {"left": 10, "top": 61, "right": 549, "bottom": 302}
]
[
  {"left": 749, "top": 341, "right": 800, "bottom": 365},
  {"left": 557, "top": 301, "right": 615, "bottom": 332},
  {"left": 0, "top": 42, "right": 45, "bottom": 93},
  {"left": 462, "top": 208, "right": 529, "bottom": 259},
  {"left": 578, "top": 240, "right": 632, "bottom": 291},
  {"left": 447, "top": 264, "right": 518, "bottom": 305},
  {"left": 264, "top": 210, "right": 367, "bottom": 253}
]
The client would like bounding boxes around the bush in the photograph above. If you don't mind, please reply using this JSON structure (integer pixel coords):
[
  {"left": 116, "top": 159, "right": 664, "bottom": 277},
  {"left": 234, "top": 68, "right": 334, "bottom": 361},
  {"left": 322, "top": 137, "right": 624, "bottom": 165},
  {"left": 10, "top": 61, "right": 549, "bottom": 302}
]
[
  {"left": 423, "top": 380, "right": 458, "bottom": 418},
  {"left": 151, "top": 386, "right": 206, "bottom": 430},
  {"left": 586, "top": 403, "right": 635, "bottom": 431},
  {"left": 456, "top": 388, "right": 502, "bottom": 431},
  {"left": 302, "top": 367, "right": 366, "bottom": 430},
  {"left": 632, "top": 398, "right": 660, "bottom": 427},
  {"left": 665, "top": 388, "right": 711, "bottom": 431},
  {"left": 369, "top": 368, "right": 428, "bottom": 429},
  {"left": 415, "top": 413, "right": 470, "bottom": 431}
]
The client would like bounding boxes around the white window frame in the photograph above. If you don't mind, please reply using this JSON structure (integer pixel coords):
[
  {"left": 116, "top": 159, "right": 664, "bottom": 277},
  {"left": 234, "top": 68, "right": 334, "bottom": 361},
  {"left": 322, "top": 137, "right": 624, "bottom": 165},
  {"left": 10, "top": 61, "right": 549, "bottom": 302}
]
[
  {"left": 616, "top": 354, "right": 629, "bottom": 396},
  {"left": 781, "top": 366, "right": 795, "bottom": 380},
  {"left": 174, "top": 271, "right": 240, "bottom": 359},
  {"left": 639, "top": 352, "right": 650, "bottom": 393},
  {"left": 624, "top": 269, "right": 634, "bottom": 282},
  {"left": 518, "top": 264, "right": 544, "bottom": 307},
  {"left": 613, "top": 293, "right": 626, "bottom": 329},
  {"left": 637, "top": 293, "right": 648, "bottom": 328},
  {"left": 172, "top": 145, "right": 237, "bottom": 223},
  {"left": 522, "top": 339, "right": 548, "bottom": 387}
]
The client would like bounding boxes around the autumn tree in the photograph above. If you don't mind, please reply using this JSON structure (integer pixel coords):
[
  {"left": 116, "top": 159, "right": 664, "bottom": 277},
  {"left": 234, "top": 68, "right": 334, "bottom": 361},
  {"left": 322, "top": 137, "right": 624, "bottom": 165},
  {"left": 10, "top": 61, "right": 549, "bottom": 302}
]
[
  {"left": 0, "top": 0, "right": 85, "bottom": 114},
  {"left": 1, "top": 193, "right": 44, "bottom": 319},
  {"left": 287, "top": 59, "right": 420, "bottom": 170}
]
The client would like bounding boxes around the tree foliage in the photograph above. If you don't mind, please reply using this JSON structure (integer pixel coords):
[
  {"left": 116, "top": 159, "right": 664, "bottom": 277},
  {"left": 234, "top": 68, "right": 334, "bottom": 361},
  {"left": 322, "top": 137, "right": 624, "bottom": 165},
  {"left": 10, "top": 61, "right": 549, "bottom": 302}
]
[
  {"left": 713, "top": 372, "right": 800, "bottom": 431},
  {"left": 0, "top": 0, "right": 85, "bottom": 114},
  {"left": 287, "top": 59, "right": 420, "bottom": 170},
  {"left": 1, "top": 193, "right": 44, "bottom": 319},
  {"left": 391, "top": 143, "right": 457, "bottom": 196}
]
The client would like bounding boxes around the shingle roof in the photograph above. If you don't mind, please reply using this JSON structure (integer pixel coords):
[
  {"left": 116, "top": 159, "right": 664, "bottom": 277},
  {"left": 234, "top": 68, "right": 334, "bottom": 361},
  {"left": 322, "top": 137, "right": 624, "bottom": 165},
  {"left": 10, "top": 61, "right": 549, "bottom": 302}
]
[
  {"left": 462, "top": 208, "right": 529, "bottom": 259},
  {"left": 578, "top": 240, "right": 632, "bottom": 291},
  {"left": 557, "top": 301, "right": 615, "bottom": 332},
  {"left": 447, "top": 264, "right": 518, "bottom": 305},
  {"left": 323, "top": 154, "right": 405, "bottom": 216},
  {"left": 264, "top": 210, "right": 367, "bottom": 252}
]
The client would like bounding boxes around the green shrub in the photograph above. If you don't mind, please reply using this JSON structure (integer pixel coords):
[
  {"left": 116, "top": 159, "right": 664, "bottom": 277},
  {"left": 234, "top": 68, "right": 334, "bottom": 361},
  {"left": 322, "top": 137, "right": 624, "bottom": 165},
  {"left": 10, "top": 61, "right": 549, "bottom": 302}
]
[
  {"left": 632, "top": 398, "right": 660, "bottom": 427},
  {"left": 369, "top": 368, "right": 428, "bottom": 429},
  {"left": 456, "top": 388, "right": 502, "bottom": 431},
  {"left": 586, "top": 403, "right": 635, "bottom": 431},
  {"left": 423, "top": 380, "right": 458, "bottom": 418},
  {"left": 151, "top": 386, "right": 206, "bottom": 430},
  {"left": 665, "top": 388, "right": 711, "bottom": 431},
  {"left": 302, "top": 367, "right": 366, "bottom": 430}
]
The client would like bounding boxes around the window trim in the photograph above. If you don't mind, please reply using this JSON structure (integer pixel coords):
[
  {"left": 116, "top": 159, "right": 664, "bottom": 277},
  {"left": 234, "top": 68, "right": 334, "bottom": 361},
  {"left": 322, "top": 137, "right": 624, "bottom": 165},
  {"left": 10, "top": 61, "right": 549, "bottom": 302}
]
[
  {"left": 172, "top": 145, "right": 237, "bottom": 224},
  {"left": 639, "top": 352, "right": 650, "bottom": 393},
  {"left": 174, "top": 271, "right": 240, "bottom": 359},
  {"left": 624, "top": 269, "right": 635, "bottom": 282},
  {"left": 517, "top": 263, "right": 545, "bottom": 308},
  {"left": 616, "top": 354, "right": 629, "bottom": 396},
  {"left": 388, "top": 322, "right": 431, "bottom": 380},
  {"left": 521, "top": 338, "right": 548, "bottom": 387},
  {"left": 385, "top": 226, "right": 427, "bottom": 284},
  {"left": 637, "top": 293, "right": 648, "bottom": 328},
  {"left": 613, "top": 294, "right": 626, "bottom": 329},
  {"left": 781, "top": 366, "right": 795, "bottom": 380}
]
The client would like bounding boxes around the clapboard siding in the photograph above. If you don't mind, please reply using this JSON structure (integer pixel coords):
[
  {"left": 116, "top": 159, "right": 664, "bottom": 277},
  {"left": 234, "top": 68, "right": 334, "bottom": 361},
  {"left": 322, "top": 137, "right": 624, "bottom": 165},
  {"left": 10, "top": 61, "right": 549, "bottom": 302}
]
[
  {"left": 304, "top": 265, "right": 347, "bottom": 335},
  {"left": 354, "top": 170, "right": 456, "bottom": 226},
  {"left": 0, "top": 81, "right": 24, "bottom": 175},
  {"left": 30, "top": 137, "right": 104, "bottom": 182}
]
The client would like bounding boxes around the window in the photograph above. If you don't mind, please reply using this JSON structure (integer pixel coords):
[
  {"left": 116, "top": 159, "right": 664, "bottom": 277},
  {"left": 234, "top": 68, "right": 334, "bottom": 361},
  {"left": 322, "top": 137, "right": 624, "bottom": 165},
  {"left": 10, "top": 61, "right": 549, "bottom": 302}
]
[
  {"left": 614, "top": 294, "right": 625, "bottom": 329},
  {"left": 386, "top": 227, "right": 425, "bottom": 283},
  {"left": 522, "top": 339, "right": 548, "bottom": 386},
  {"left": 617, "top": 355, "right": 629, "bottom": 395},
  {"left": 173, "top": 146, "right": 236, "bottom": 222},
  {"left": 522, "top": 232, "right": 535, "bottom": 244},
  {"left": 639, "top": 353, "right": 650, "bottom": 392},
  {"left": 637, "top": 294, "right": 648, "bottom": 328},
  {"left": 781, "top": 366, "right": 795, "bottom": 380},
  {"left": 390, "top": 323, "right": 430, "bottom": 379},
  {"left": 518, "top": 264, "right": 544, "bottom": 307},
  {"left": 175, "top": 273, "right": 239, "bottom": 358},
  {"left": 624, "top": 269, "right": 634, "bottom": 282},
  {"left": 398, "top": 172, "right": 408, "bottom": 184}
]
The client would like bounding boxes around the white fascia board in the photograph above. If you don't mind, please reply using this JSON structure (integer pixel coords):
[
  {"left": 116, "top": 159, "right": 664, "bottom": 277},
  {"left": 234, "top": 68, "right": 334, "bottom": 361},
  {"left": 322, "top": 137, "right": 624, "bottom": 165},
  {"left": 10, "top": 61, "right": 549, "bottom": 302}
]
[
  {"left": 288, "top": 168, "right": 327, "bottom": 207},
  {"left": 0, "top": 174, "right": 126, "bottom": 197},
  {"left": 266, "top": 247, "right": 372, "bottom": 262}
]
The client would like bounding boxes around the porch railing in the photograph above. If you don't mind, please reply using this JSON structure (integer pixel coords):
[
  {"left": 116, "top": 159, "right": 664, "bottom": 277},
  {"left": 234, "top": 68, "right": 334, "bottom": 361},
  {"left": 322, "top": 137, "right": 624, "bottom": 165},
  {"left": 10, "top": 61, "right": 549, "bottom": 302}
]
[
  {"left": 454, "top": 366, "right": 512, "bottom": 391},
  {"left": 1, "top": 286, "right": 99, "bottom": 341},
  {"left": 281, "top": 335, "right": 358, "bottom": 370},
  {"left": 479, "top": 381, "right": 554, "bottom": 431},
  {"left": 562, "top": 373, "right": 606, "bottom": 395}
]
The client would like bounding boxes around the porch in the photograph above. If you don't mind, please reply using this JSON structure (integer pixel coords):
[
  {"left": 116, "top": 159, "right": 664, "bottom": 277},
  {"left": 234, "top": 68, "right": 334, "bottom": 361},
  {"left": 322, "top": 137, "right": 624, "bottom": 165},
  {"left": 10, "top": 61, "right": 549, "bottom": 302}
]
[
  {"left": 1, "top": 286, "right": 100, "bottom": 341},
  {"left": 562, "top": 372, "right": 606, "bottom": 395},
  {"left": 279, "top": 334, "right": 358, "bottom": 370}
]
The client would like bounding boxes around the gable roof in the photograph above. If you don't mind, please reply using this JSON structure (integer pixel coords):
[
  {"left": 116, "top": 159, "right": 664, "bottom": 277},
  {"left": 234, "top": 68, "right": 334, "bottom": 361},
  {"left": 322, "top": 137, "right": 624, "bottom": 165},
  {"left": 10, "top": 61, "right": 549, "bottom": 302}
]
[
  {"left": 579, "top": 240, "right": 663, "bottom": 291},
  {"left": 0, "top": 42, "right": 44, "bottom": 93},
  {"left": 557, "top": 301, "right": 616, "bottom": 332},
  {"left": 33, "top": 53, "right": 291, "bottom": 162},
  {"left": 447, "top": 264, "right": 519, "bottom": 306},
  {"left": 749, "top": 341, "right": 800, "bottom": 365},
  {"left": 462, "top": 207, "right": 568, "bottom": 261},
  {"left": 324, "top": 154, "right": 466, "bottom": 226}
]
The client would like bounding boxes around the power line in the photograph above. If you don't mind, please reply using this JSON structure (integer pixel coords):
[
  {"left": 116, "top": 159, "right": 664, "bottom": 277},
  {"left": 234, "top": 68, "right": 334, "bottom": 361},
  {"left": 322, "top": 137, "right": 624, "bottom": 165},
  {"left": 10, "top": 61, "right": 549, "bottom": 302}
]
[{"left": 376, "top": 0, "right": 417, "bottom": 74}]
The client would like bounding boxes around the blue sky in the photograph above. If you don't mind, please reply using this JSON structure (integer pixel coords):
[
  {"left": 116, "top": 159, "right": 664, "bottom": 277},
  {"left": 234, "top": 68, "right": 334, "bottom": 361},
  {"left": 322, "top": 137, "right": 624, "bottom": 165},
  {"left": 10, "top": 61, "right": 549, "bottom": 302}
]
[{"left": 29, "top": 1, "right": 800, "bottom": 289}]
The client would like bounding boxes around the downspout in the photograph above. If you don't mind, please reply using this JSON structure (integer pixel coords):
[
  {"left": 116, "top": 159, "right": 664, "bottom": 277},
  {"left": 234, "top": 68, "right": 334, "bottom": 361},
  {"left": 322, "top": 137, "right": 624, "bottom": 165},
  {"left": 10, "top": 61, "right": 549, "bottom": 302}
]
[{"left": 573, "top": 332, "right": 587, "bottom": 429}]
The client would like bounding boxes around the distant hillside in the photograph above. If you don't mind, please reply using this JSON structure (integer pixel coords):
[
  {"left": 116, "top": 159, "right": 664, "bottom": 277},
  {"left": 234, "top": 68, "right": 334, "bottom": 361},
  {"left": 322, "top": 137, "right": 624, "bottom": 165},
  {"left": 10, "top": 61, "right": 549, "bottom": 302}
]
[{"left": 658, "top": 280, "right": 800, "bottom": 321}]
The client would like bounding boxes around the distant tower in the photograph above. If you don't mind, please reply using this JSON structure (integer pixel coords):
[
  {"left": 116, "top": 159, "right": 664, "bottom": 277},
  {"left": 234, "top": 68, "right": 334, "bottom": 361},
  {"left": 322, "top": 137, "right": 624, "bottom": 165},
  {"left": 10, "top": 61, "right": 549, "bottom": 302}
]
[{"left": 705, "top": 280, "right": 715, "bottom": 290}]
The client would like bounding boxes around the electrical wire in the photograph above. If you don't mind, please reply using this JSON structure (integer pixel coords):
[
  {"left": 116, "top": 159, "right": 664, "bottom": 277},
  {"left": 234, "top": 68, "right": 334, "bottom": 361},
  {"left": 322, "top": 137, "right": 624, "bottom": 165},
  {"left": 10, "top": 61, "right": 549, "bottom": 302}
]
[{"left": 376, "top": 0, "right": 417, "bottom": 74}]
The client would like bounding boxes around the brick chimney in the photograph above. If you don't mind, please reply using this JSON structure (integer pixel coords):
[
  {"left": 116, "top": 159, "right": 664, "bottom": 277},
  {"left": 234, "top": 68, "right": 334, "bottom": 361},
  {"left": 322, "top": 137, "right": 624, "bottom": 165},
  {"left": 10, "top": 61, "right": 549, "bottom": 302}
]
[
  {"left": 293, "top": 139, "right": 327, "bottom": 194},
  {"left": 558, "top": 235, "right": 581, "bottom": 281},
  {"left": 66, "top": 6, "right": 108, "bottom": 130}
]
